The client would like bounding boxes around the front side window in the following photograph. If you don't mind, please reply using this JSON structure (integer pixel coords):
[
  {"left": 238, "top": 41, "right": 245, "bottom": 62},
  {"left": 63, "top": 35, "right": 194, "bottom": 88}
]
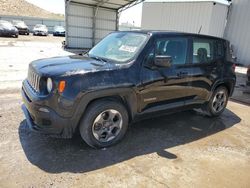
[
  {"left": 193, "top": 39, "right": 215, "bottom": 64},
  {"left": 88, "top": 32, "right": 148, "bottom": 64},
  {"left": 145, "top": 38, "right": 188, "bottom": 65}
]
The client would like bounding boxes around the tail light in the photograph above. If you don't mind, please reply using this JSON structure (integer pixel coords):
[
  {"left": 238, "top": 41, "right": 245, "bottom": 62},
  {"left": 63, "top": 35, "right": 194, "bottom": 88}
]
[{"left": 247, "top": 66, "right": 250, "bottom": 75}]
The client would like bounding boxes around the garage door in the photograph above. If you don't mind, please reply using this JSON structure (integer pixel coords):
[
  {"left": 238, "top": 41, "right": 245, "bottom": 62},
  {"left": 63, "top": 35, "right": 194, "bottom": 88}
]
[{"left": 66, "top": 2, "right": 117, "bottom": 49}]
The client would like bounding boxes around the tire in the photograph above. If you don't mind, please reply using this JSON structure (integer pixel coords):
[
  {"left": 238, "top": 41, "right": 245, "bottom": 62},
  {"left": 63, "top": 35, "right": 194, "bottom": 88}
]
[
  {"left": 203, "top": 86, "right": 229, "bottom": 117},
  {"left": 79, "top": 99, "right": 129, "bottom": 148}
]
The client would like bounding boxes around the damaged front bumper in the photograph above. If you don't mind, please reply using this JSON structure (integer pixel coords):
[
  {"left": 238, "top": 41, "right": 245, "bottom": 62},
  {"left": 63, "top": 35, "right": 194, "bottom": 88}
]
[{"left": 21, "top": 81, "right": 75, "bottom": 138}]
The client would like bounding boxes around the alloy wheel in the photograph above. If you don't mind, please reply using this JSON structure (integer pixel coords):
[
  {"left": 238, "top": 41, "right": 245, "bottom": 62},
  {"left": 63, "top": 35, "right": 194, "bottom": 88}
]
[
  {"left": 212, "top": 90, "right": 227, "bottom": 113},
  {"left": 92, "top": 109, "right": 123, "bottom": 142}
]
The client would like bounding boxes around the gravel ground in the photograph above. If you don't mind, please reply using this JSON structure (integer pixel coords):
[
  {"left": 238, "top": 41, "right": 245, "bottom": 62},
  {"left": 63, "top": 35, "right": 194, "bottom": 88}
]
[{"left": 0, "top": 36, "right": 250, "bottom": 188}]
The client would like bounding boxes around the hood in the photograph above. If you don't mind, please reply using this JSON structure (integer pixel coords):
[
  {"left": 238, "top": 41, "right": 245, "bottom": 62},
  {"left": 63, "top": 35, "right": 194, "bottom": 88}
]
[
  {"left": 30, "top": 55, "right": 121, "bottom": 77},
  {"left": 1, "top": 25, "right": 17, "bottom": 31}
]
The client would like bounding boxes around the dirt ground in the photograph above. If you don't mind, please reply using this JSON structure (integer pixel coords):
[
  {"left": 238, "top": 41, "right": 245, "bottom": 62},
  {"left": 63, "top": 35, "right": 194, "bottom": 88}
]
[
  {"left": 0, "top": 36, "right": 250, "bottom": 188},
  {"left": 0, "top": 35, "right": 69, "bottom": 89}
]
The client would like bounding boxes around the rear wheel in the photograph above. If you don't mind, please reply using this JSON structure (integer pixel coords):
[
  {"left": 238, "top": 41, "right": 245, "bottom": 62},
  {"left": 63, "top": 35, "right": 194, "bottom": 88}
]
[
  {"left": 204, "top": 86, "right": 229, "bottom": 117},
  {"left": 79, "top": 99, "right": 129, "bottom": 148}
]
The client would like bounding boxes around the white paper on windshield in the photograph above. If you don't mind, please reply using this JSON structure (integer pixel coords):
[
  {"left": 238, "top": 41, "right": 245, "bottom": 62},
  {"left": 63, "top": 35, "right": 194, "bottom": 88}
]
[{"left": 119, "top": 45, "right": 137, "bottom": 53}]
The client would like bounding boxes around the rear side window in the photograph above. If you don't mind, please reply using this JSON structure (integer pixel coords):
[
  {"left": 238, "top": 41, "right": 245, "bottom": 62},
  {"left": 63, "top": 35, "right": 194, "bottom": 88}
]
[{"left": 193, "top": 39, "right": 215, "bottom": 64}]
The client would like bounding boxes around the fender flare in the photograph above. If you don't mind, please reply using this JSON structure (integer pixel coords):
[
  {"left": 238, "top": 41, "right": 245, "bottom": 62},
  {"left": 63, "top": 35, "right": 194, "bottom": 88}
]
[
  {"left": 210, "top": 78, "right": 236, "bottom": 99},
  {"left": 71, "top": 87, "right": 138, "bottom": 130}
]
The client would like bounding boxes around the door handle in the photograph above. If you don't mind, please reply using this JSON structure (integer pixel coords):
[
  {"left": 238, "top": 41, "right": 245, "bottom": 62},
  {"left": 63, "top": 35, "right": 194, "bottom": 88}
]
[{"left": 177, "top": 71, "right": 188, "bottom": 78}]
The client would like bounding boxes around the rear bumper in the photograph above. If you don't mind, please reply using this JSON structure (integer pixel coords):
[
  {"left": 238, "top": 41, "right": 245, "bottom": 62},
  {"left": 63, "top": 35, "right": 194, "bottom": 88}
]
[
  {"left": 53, "top": 32, "right": 65, "bottom": 36},
  {"left": 247, "top": 75, "right": 250, "bottom": 86},
  {"left": 21, "top": 84, "right": 74, "bottom": 138},
  {"left": 18, "top": 28, "right": 29, "bottom": 34}
]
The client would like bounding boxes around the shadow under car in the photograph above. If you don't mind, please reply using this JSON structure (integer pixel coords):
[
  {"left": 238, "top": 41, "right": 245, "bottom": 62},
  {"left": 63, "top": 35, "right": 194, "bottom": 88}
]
[{"left": 19, "top": 108, "right": 241, "bottom": 174}]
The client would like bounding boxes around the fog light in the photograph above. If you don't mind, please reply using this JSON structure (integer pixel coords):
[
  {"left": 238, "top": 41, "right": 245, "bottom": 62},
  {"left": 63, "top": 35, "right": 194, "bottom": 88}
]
[{"left": 38, "top": 107, "right": 49, "bottom": 113}]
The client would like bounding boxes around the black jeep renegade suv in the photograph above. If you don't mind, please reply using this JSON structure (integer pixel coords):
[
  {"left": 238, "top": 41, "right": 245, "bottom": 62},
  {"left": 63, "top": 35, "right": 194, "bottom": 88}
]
[{"left": 22, "top": 31, "right": 236, "bottom": 148}]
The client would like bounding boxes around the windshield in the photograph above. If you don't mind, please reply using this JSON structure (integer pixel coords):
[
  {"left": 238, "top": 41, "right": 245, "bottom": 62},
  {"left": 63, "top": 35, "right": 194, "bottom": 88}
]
[
  {"left": 34, "top": 25, "right": 46, "bottom": 29},
  {"left": 54, "top": 26, "right": 64, "bottom": 30},
  {"left": 88, "top": 32, "right": 148, "bottom": 63},
  {"left": 14, "top": 21, "right": 27, "bottom": 27},
  {"left": 0, "top": 21, "right": 13, "bottom": 27}
]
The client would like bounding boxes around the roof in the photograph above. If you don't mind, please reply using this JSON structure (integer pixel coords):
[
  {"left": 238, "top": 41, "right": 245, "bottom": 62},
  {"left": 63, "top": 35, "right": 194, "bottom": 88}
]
[
  {"left": 145, "top": 0, "right": 230, "bottom": 6},
  {"left": 116, "top": 30, "right": 226, "bottom": 40},
  {"left": 66, "top": 0, "right": 145, "bottom": 11}
]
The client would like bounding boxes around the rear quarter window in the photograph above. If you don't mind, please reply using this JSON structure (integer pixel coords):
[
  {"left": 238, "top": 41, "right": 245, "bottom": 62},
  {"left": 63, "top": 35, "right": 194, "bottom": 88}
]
[{"left": 215, "top": 40, "right": 225, "bottom": 59}]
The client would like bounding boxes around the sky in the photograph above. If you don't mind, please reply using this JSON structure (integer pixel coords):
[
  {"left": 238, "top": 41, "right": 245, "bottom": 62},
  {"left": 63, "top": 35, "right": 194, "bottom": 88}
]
[
  {"left": 25, "top": 0, "right": 143, "bottom": 26},
  {"left": 25, "top": 0, "right": 229, "bottom": 27}
]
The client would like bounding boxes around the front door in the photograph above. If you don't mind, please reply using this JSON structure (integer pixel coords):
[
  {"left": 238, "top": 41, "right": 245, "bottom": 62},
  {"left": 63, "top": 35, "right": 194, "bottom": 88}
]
[{"left": 139, "top": 36, "right": 192, "bottom": 113}]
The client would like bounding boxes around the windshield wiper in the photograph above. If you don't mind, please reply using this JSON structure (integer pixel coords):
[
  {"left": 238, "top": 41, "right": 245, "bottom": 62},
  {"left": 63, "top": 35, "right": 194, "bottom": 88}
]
[{"left": 90, "top": 56, "right": 107, "bottom": 63}]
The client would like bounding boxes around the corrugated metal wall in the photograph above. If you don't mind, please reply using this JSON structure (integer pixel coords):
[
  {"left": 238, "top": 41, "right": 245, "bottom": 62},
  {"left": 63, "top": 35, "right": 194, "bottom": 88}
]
[
  {"left": 141, "top": 1, "right": 228, "bottom": 37},
  {"left": 224, "top": 0, "right": 250, "bottom": 66},
  {"left": 95, "top": 9, "right": 117, "bottom": 44},
  {"left": 209, "top": 3, "right": 228, "bottom": 37},
  {"left": 0, "top": 15, "right": 64, "bottom": 33},
  {"left": 66, "top": 2, "right": 117, "bottom": 49}
]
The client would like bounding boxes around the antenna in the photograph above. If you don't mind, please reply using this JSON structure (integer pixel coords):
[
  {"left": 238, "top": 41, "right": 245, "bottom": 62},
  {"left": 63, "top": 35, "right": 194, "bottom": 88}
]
[{"left": 198, "top": 25, "right": 202, "bottom": 34}]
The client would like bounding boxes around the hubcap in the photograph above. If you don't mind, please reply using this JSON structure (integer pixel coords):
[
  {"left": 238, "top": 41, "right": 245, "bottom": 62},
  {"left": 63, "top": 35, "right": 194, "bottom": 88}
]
[
  {"left": 212, "top": 90, "right": 227, "bottom": 113},
  {"left": 92, "top": 109, "right": 123, "bottom": 143}
]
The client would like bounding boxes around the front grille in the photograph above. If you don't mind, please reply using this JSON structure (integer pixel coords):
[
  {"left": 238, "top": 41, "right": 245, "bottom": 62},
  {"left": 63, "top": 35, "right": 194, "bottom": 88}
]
[{"left": 28, "top": 68, "right": 40, "bottom": 93}]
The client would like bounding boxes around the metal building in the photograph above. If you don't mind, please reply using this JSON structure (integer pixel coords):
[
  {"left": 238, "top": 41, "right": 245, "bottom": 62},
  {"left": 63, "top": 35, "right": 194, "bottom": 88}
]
[
  {"left": 224, "top": 0, "right": 250, "bottom": 66},
  {"left": 65, "top": 0, "right": 144, "bottom": 49},
  {"left": 141, "top": 0, "right": 229, "bottom": 37}
]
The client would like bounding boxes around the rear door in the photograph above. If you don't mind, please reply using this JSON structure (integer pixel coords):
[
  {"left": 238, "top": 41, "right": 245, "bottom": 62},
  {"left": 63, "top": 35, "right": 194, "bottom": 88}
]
[{"left": 183, "top": 37, "right": 225, "bottom": 105}]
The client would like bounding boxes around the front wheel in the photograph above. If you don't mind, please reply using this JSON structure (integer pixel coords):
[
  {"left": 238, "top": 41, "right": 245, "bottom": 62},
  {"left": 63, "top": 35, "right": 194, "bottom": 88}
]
[
  {"left": 203, "top": 86, "right": 229, "bottom": 117},
  {"left": 79, "top": 100, "right": 129, "bottom": 148}
]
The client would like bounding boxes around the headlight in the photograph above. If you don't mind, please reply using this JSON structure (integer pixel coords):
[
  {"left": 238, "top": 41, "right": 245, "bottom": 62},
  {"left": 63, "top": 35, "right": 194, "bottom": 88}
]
[{"left": 47, "top": 78, "right": 53, "bottom": 93}]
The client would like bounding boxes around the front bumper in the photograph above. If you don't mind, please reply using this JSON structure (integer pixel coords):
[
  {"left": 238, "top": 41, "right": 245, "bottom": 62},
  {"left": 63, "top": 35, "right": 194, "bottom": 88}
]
[
  {"left": 53, "top": 32, "right": 65, "bottom": 36},
  {"left": 33, "top": 31, "right": 47, "bottom": 36},
  {"left": 21, "top": 84, "right": 74, "bottom": 138}
]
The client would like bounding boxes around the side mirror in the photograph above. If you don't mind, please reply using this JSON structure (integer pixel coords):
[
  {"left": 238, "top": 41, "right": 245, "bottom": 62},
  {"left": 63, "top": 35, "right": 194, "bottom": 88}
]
[{"left": 154, "top": 55, "right": 172, "bottom": 68}]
